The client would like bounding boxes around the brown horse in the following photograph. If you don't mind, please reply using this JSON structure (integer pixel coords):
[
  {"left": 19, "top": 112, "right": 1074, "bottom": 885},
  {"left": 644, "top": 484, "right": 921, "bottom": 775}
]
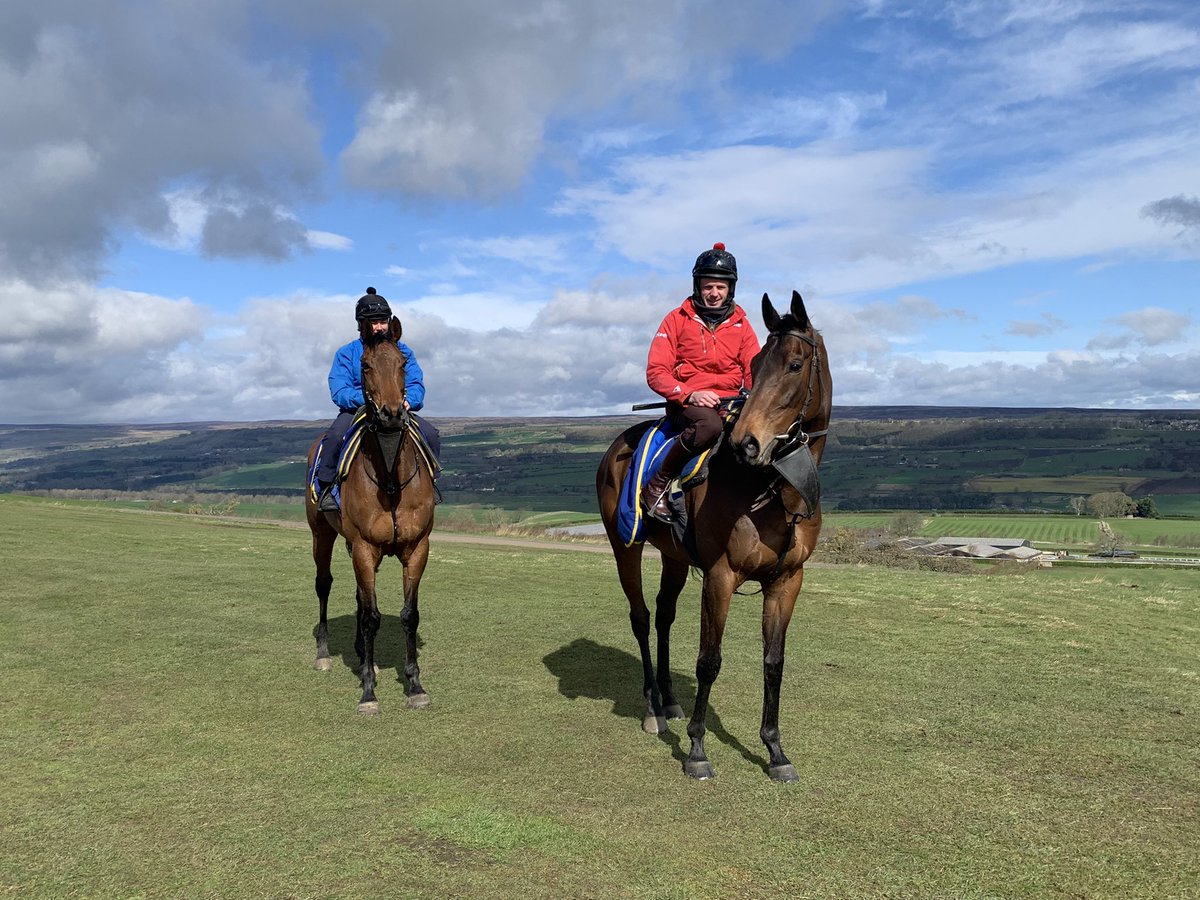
[
  {"left": 596, "top": 290, "right": 831, "bottom": 781},
  {"left": 305, "top": 316, "right": 437, "bottom": 714}
]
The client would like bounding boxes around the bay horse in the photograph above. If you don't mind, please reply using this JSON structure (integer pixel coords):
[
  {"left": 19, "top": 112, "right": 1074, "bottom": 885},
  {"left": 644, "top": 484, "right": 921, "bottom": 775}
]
[
  {"left": 596, "top": 291, "right": 831, "bottom": 781},
  {"left": 305, "top": 316, "right": 437, "bottom": 715}
]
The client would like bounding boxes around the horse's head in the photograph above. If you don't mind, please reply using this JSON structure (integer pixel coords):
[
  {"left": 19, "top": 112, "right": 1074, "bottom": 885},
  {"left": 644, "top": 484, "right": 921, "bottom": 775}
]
[
  {"left": 360, "top": 316, "right": 407, "bottom": 430},
  {"left": 729, "top": 290, "right": 832, "bottom": 467}
]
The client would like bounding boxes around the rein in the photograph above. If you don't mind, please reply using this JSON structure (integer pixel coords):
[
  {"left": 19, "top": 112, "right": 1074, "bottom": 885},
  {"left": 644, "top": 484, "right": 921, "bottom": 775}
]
[
  {"left": 360, "top": 415, "right": 424, "bottom": 557},
  {"left": 359, "top": 343, "right": 424, "bottom": 555},
  {"left": 366, "top": 415, "right": 422, "bottom": 497},
  {"left": 741, "top": 326, "right": 829, "bottom": 588},
  {"left": 748, "top": 327, "right": 828, "bottom": 519},
  {"left": 762, "top": 328, "right": 828, "bottom": 459}
]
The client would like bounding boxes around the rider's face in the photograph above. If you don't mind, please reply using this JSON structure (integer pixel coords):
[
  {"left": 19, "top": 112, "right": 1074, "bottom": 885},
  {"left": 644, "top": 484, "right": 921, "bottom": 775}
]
[
  {"left": 367, "top": 318, "right": 390, "bottom": 336},
  {"left": 697, "top": 278, "right": 731, "bottom": 308}
]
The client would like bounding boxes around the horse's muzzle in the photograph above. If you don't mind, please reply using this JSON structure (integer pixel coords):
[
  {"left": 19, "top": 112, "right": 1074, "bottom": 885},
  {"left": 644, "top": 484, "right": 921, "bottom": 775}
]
[
  {"left": 372, "top": 406, "right": 406, "bottom": 431},
  {"left": 733, "top": 434, "right": 773, "bottom": 467}
]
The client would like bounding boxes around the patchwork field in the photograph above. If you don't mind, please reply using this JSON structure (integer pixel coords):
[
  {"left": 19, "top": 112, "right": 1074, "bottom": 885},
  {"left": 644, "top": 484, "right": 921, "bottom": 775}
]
[{"left": 5, "top": 409, "right": 1200, "bottom": 520}]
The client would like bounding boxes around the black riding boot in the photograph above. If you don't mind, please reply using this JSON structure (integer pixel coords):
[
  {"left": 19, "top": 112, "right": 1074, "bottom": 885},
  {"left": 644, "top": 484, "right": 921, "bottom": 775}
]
[
  {"left": 641, "top": 439, "right": 694, "bottom": 522},
  {"left": 316, "top": 481, "right": 339, "bottom": 512}
]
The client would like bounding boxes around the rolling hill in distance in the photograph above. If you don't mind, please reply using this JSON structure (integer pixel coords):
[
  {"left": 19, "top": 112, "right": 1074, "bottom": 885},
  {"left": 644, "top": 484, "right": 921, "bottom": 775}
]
[{"left": 2, "top": 407, "right": 1199, "bottom": 519}]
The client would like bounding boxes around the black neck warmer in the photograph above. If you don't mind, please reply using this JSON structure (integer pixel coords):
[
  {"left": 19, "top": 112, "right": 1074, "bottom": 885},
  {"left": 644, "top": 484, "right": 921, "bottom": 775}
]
[{"left": 693, "top": 297, "right": 734, "bottom": 327}]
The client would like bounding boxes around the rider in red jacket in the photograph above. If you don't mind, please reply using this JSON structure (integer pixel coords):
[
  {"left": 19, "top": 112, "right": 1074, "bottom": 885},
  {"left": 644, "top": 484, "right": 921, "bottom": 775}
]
[{"left": 641, "top": 243, "right": 760, "bottom": 520}]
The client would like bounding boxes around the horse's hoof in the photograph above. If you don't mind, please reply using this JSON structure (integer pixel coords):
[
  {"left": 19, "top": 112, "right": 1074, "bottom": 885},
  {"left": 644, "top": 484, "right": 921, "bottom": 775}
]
[
  {"left": 313, "top": 657, "right": 333, "bottom": 671},
  {"left": 684, "top": 760, "right": 715, "bottom": 780},
  {"left": 769, "top": 764, "right": 799, "bottom": 783},
  {"left": 643, "top": 715, "right": 668, "bottom": 735},
  {"left": 357, "top": 701, "right": 381, "bottom": 716},
  {"left": 406, "top": 693, "right": 431, "bottom": 709},
  {"left": 664, "top": 704, "right": 685, "bottom": 720}
]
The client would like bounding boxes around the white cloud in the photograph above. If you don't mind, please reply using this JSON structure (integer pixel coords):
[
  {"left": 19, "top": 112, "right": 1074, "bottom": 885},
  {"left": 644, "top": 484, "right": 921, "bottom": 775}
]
[
  {"left": 399, "top": 292, "right": 544, "bottom": 333},
  {"left": 3, "top": 0, "right": 1198, "bottom": 422},
  {"left": 334, "top": 0, "right": 843, "bottom": 196},
  {"left": 0, "top": 4, "right": 323, "bottom": 281},
  {"left": 1112, "top": 306, "right": 1193, "bottom": 346},
  {"left": 306, "top": 230, "right": 353, "bottom": 251},
  {"left": 1007, "top": 313, "right": 1068, "bottom": 338}
]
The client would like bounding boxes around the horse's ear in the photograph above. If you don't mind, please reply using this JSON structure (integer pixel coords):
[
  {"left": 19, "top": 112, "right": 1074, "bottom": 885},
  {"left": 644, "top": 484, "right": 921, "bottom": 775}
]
[
  {"left": 762, "top": 293, "right": 781, "bottom": 333},
  {"left": 389, "top": 315, "right": 403, "bottom": 341},
  {"left": 789, "top": 290, "right": 810, "bottom": 331}
]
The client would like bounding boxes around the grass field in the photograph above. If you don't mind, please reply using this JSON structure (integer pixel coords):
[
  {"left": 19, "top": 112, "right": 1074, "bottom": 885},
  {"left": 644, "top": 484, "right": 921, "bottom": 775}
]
[
  {"left": 2, "top": 497, "right": 1197, "bottom": 898},
  {"left": 825, "top": 512, "right": 1200, "bottom": 550},
  {"left": 913, "top": 513, "right": 1200, "bottom": 547},
  {"left": 968, "top": 474, "right": 1151, "bottom": 494}
]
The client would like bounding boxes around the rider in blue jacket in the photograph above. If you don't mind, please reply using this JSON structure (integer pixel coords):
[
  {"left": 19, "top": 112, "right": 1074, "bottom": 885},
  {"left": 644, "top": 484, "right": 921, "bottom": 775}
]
[{"left": 315, "top": 287, "right": 441, "bottom": 511}]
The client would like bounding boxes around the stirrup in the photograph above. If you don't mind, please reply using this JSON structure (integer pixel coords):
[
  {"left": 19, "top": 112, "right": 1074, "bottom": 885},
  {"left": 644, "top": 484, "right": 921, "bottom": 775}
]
[
  {"left": 316, "top": 484, "right": 339, "bottom": 512},
  {"left": 642, "top": 484, "right": 674, "bottom": 523}
]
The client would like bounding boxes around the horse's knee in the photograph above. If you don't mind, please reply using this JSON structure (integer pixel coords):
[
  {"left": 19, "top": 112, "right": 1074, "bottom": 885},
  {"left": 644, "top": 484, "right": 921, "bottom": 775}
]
[
  {"left": 628, "top": 609, "right": 651, "bottom": 639},
  {"left": 696, "top": 652, "right": 722, "bottom": 684},
  {"left": 359, "top": 606, "right": 381, "bottom": 634},
  {"left": 400, "top": 607, "right": 419, "bottom": 632},
  {"left": 764, "top": 659, "right": 784, "bottom": 687}
]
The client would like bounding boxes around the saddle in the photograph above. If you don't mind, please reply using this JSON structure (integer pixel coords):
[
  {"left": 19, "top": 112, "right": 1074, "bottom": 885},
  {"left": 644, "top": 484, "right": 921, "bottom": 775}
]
[
  {"left": 307, "top": 410, "right": 440, "bottom": 511},
  {"left": 614, "top": 417, "right": 721, "bottom": 548}
]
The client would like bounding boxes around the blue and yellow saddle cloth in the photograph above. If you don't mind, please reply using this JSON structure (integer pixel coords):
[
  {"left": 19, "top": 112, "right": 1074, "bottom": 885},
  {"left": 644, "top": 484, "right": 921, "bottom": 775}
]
[
  {"left": 307, "top": 410, "right": 439, "bottom": 510},
  {"left": 615, "top": 419, "right": 713, "bottom": 547}
]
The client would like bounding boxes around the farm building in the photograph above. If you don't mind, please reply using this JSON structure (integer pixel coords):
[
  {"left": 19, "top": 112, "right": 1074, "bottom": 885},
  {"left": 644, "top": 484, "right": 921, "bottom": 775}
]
[{"left": 899, "top": 536, "right": 1053, "bottom": 563}]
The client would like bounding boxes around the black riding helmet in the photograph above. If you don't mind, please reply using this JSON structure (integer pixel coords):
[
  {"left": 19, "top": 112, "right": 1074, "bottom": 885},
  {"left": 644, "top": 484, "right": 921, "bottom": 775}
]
[
  {"left": 692, "top": 242, "right": 737, "bottom": 301},
  {"left": 355, "top": 286, "right": 392, "bottom": 322}
]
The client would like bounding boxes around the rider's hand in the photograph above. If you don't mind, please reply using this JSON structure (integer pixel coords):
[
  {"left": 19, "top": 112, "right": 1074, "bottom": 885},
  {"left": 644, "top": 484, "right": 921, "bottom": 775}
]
[{"left": 687, "top": 390, "right": 721, "bottom": 408}]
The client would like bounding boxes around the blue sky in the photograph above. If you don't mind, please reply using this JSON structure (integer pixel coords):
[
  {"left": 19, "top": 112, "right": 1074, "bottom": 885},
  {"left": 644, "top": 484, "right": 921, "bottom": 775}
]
[{"left": 1, "top": 0, "right": 1198, "bottom": 424}]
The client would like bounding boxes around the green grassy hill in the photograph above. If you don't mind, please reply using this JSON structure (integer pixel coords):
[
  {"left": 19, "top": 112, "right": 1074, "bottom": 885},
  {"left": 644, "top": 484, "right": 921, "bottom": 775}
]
[
  {"left": 2, "top": 497, "right": 1197, "bottom": 898},
  {"left": 3, "top": 408, "right": 1199, "bottom": 518}
]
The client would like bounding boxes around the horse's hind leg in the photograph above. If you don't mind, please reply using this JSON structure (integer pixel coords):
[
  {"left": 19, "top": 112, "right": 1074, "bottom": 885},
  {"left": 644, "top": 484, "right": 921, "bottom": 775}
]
[
  {"left": 607, "top": 538, "right": 666, "bottom": 734},
  {"left": 310, "top": 519, "right": 337, "bottom": 671},
  {"left": 399, "top": 536, "right": 431, "bottom": 709},
  {"left": 655, "top": 557, "right": 689, "bottom": 720}
]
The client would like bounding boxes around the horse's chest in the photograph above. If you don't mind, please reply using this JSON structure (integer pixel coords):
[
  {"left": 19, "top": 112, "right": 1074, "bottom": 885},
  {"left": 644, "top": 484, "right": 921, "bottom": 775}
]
[
  {"left": 346, "top": 510, "right": 409, "bottom": 545},
  {"left": 724, "top": 511, "right": 815, "bottom": 573}
]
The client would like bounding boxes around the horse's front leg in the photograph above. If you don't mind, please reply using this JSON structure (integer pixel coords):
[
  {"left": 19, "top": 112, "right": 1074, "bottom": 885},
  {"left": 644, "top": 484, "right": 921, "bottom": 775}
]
[
  {"left": 685, "top": 568, "right": 735, "bottom": 779},
  {"left": 655, "top": 557, "right": 690, "bottom": 720},
  {"left": 761, "top": 569, "right": 805, "bottom": 782},
  {"left": 399, "top": 535, "right": 431, "bottom": 709},
  {"left": 351, "top": 544, "right": 383, "bottom": 714}
]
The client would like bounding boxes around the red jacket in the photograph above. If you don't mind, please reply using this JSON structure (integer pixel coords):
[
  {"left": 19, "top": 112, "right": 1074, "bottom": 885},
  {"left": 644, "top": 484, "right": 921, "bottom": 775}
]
[{"left": 646, "top": 297, "right": 760, "bottom": 403}]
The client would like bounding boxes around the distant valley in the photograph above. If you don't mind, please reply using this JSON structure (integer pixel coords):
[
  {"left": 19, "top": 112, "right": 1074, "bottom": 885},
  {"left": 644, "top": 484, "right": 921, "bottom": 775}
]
[{"left": 2, "top": 407, "right": 1199, "bottom": 518}]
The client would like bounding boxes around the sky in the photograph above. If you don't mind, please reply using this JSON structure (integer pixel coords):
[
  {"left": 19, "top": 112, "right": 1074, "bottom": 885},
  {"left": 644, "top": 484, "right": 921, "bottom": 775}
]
[{"left": 1, "top": 0, "right": 1198, "bottom": 425}]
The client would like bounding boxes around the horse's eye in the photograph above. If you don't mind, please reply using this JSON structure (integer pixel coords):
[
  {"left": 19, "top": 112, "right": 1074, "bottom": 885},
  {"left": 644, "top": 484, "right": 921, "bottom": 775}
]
[{"left": 789, "top": 360, "right": 804, "bottom": 373}]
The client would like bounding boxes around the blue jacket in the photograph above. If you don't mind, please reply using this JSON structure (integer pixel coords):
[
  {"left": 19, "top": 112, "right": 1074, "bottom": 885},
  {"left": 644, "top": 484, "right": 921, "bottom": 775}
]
[{"left": 328, "top": 338, "right": 426, "bottom": 412}]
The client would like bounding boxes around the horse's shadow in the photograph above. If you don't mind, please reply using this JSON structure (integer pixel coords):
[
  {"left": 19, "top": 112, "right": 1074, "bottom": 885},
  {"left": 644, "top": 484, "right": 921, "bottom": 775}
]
[
  {"left": 542, "top": 638, "right": 765, "bottom": 773},
  {"left": 320, "top": 614, "right": 423, "bottom": 678}
]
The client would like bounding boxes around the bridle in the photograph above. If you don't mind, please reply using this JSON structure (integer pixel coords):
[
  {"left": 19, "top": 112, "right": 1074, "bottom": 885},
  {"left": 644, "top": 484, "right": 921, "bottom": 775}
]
[
  {"left": 759, "top": 328, "right": 829, "bottom": 461},
  {"left": 740, "top": 326, "right": 829, "bottom": 587},
  {"left": 358, "top": 350, "right": 425, "bottom": 553}
]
